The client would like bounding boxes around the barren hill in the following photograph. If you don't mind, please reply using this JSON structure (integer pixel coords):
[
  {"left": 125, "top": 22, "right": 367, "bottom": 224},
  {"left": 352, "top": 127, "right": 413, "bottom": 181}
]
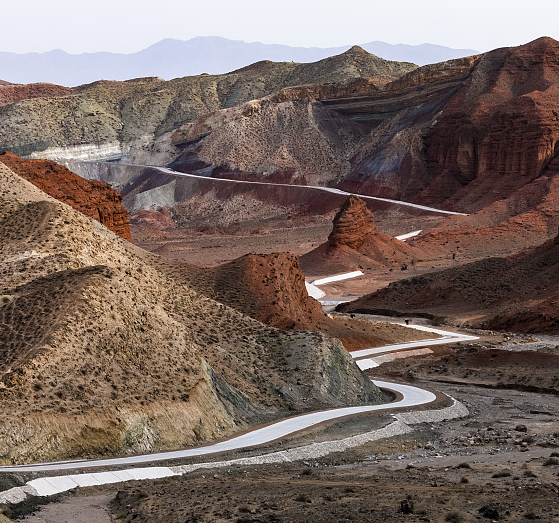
[
  {"left": 156, "top": 251, "right": 417, "bottom": 351},
  {"left": 0, "top": 151, "right": 131, "bottom": 241},
  {"left": 338, "top": 229, "right": 559, "bottom": 334},
  {"left": 0, "top": 49, "right": 416, "bottom": 162},
  {"left": 172, "top": 36, "right": 559, "bottom": 207},
  {"left": 0, "top": 162, "right": 385, "bottom": 464}
]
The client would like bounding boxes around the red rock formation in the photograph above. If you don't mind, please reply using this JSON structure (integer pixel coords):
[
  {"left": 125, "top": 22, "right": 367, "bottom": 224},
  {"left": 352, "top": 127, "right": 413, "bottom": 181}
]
[
  {"left": 301, "top": 196, "right": 414, "bottom": 275},
  {"left": 0, "top": 152, "right": 131, "bottom": 241},
  {"left": 328, "top": 195, "right": 376, "bottom": 249},
  {"left": 208, "top": 252, "right": 324, "bottom": 330},
  {"left": 0, "top": 82, "right": 71, "bottom": 107},
  {"left": 168, "top": 251, "right": 388, "bottom": 349},
  {"left": 418, "top": 37, "right": 559, "bottom": 212}
]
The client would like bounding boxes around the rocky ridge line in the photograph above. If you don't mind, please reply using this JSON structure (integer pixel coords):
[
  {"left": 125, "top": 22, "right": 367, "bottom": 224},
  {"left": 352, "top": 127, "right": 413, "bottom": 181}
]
[{"left": 0, "top": 152, "right": 131, "bottom": 241}]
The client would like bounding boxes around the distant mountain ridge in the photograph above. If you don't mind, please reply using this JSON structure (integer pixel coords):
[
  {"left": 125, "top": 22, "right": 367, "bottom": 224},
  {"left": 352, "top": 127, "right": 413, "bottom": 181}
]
[{"left": 0, "top": 36, "right": 478, "bottom": 86}]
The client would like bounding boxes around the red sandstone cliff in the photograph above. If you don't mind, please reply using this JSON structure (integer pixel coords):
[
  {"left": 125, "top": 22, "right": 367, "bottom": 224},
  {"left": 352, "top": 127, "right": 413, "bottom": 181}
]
[
  {"left": 0, "top": 152, "right": 131, "bottom": 241},
  {"left": 417, "top": 37, "right": 559, "bottom": 212}
]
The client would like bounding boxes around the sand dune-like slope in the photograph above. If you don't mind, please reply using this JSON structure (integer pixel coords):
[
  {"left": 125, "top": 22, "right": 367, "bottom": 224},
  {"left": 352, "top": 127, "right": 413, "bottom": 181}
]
[{"left": 0, "top": 163, "right": 384, "bottom": 464}]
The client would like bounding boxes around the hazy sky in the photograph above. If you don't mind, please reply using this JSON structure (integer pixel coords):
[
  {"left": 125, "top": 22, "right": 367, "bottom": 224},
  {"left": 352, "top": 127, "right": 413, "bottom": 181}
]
[{"left": 2, "top": 0, "right": 558, "bottom": 54}]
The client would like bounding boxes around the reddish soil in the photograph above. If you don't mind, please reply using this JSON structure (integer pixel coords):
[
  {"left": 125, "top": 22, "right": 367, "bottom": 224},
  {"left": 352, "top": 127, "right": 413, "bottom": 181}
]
[
  {"left": 339, "top": 229, "right": 559, "bottom": 334},
  {"left": 0, "top": 82, "right": 71, "bottom": 107},
  {"left": 0, "top": 152, "right": 131, "bottom": 241}
]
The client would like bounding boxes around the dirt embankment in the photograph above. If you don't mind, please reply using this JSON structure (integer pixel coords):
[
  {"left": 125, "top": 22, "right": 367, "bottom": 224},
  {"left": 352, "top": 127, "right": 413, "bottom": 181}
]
[{"left": 338, "top": 229, "right": 559, "bottom": 334}]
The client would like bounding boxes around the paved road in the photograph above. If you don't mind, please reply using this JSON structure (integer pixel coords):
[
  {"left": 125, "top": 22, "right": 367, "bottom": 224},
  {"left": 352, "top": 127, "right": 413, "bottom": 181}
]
[
  {"left": 0, "top": 324, "right": 475, "bottom": 474},
  {"left": 312, "top": 271, "right": 364, "bottom": 286},
  {"left": 135, "top": 164, "right": 468, "bottom": 216}
]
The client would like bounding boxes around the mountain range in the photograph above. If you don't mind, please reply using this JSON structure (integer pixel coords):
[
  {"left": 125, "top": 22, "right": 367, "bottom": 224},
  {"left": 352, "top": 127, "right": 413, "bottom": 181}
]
[{"left": 0, "top": 36, "right": 478, "bottom": 86}]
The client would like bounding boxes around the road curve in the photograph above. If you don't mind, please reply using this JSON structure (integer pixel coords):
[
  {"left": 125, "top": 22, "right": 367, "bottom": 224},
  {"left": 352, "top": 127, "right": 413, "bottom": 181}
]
[
  {"left": 0, "top": 324, "right": 475, "bottom": 474},
  {"left": 129, "top": 164, "right": 468, "bottom": 216}
]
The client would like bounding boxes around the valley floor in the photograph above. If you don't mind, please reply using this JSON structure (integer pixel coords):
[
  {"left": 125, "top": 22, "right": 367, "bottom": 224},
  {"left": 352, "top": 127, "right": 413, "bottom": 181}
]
[
  {"left": 13, "top": 377, "right": 559, "bottom": 523},
  {"left": 3, "top": 326, "right": 558, "bottom": 523}
]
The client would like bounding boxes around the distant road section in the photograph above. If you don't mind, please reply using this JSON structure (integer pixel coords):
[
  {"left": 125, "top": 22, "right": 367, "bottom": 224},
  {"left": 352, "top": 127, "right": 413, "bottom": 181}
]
[
  {"left": 154, "top": 166, "right": 469, "bottom": 216},
  {"left": 312, "top": 271, "right": 364, "bottom": 286},
  {"left": 395, "top": 230, "right": 422, "bottom": 241},
  {"left": 305, "top": 282, "right": 326, "bottom": 299}
]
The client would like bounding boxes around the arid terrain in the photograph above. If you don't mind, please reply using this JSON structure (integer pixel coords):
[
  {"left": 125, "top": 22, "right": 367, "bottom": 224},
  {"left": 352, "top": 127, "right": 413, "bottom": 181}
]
[
  {"left": 1, "top": 36, "right": 559, "bottom": 523},
  {"left": 2, "top": 162, "right": 414, "bottom": 467}
]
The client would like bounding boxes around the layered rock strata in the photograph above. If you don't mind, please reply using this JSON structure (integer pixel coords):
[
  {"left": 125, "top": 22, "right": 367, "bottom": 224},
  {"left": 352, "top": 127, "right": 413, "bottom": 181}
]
[{"left": 0, "top": 152, "right": 131, "bottom": 241}]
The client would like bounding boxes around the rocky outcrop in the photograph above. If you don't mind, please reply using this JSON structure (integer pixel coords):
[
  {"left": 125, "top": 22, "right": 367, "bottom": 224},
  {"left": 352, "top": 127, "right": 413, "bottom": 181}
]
[
  {"left": 0, "top": 152, "right": 132, "bottom": 241},
  {"left": 417, "top": 37, "right": 559, "bottom": 212},
  {"left": 301, "top": 196, "right": 414, "bottom": 275},
  {"left": 328, "top": 195, "right": 376, "bottom": 249}
]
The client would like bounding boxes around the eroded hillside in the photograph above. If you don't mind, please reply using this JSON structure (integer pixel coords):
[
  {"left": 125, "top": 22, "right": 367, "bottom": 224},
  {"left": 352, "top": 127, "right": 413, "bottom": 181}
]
[
  {"left": 0, "top": 163, "right": 386, "bottom": 464},
  {"left": 0, "top": 47, "right": 416, "bottom": 162}
]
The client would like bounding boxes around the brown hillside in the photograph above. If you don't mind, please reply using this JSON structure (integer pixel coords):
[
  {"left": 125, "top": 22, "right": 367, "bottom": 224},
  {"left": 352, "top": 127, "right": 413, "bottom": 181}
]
[
  {"left": 0, "top": 162, "right": 385, "bottom": 464},
  {"left": 0, "top": 151, "right": 131, "bottom": 241},
  {"left": 339, "top": 228, "right": 559, "bottom": 334},
  {"left": 0, "top": 82, "right": 71, "bottom": 107}
]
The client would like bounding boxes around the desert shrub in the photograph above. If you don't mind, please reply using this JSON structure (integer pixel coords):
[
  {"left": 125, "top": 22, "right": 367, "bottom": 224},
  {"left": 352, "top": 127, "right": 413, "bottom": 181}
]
[
  {"left": 479, "top": 505, "right": 500, "bottom": 520},
  {"left": 399, "top": 495, "right": 414, "bottom": 514}
]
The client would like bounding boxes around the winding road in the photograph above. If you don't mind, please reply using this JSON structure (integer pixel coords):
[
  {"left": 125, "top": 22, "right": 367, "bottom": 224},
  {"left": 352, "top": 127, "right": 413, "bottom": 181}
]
[
  {"left": 0, "top": 325, "right": 476, "bottom": 475},
  {"left": 0, "top": 321, "right": 479, "bottom": 502},
  {"left": 129, "top": 164, "right": 468, "bottom": 217}
]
